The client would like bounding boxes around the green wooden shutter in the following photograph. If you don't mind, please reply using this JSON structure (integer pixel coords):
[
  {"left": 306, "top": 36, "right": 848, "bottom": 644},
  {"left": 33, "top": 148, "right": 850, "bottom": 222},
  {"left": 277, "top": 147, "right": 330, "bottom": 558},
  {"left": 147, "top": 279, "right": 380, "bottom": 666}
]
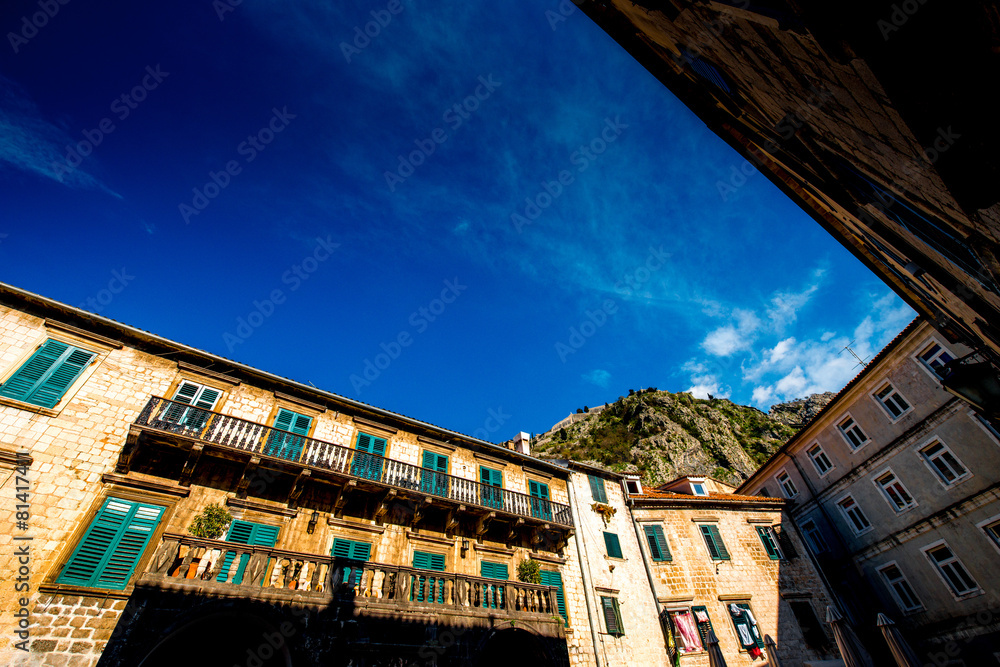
[
  {"left": 588, "top": 475, "right": 608, "bottom": 503},
  {"left": 774, "top": 524, "right": 798, "bottom": 559},
  {"left": 603, "top": 532, "right": 623, "bottom": 559},
  {"left": 644, "top": 525, "right": 671, "bottom": 561},
  {"left": 421, "top": 451, "right": 449, "bottom": 496},
  {"left": 412, "top": 551, "right": 445, "bottom": 603},
  {"left": 165, "top": 381, "right": 200, "bottom": 423},
  {"left": 480, "top": 561, "right": 508, "bottom": 609},
  {"left": 700, "top": 525, "right": 730, "bottom": 560},
  {"left": 757, "top": 526, "right": 781, "bottom": 560},
  {"left": 480, "top": 466, "right": 503, "bottom": 509},
  {"left": 57, "top": 498, "right": 164, "bottom": 590},
  {"left": 480, "top": 561, "right": 508, "bottom": 579},
  {"left": 601, "top": 596, "right": 624, "bottom": 636},
  {"left": 216, "top": 520, "right": 278, "bottom": 584},
  {"left": 539, "top": 570, "right": 567, "bottom": 624},
  {"left": 353, "top": 433, "right": 386, "bottom": 480},
  {"left": 332, "top": 538, "right": 371, "bottom": 585},
  {"left": 729, "top": 603, "right": 765, "bottom": 649},
  {"left": 692, "top": 605, "right": 714, "bottom": 646},
  {"left": 267, "top": 409, "right": 310, "bottom": 461},
  {"left": 529, "top": 480, "right": 552, "bottom": 520},
  {"left": 0, "top": 340, "right": 95, "bottom": 408}
]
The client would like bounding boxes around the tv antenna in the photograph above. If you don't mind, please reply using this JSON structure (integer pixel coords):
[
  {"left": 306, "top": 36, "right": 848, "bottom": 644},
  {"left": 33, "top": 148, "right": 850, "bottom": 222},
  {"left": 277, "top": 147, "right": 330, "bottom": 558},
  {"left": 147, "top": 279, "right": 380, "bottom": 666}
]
[{"left": 842, "top": 341, "right": 869, "bottom": 370}]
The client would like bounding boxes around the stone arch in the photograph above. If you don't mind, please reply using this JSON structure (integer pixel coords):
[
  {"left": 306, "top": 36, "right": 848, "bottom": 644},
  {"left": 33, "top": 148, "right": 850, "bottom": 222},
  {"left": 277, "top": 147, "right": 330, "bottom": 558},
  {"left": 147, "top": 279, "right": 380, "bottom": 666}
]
[
  {"left": 475, "top": 627, "right": 555, "bottom": 667},
  {"left": 136, "top": 608, "right": 293, "bottom": 667}
]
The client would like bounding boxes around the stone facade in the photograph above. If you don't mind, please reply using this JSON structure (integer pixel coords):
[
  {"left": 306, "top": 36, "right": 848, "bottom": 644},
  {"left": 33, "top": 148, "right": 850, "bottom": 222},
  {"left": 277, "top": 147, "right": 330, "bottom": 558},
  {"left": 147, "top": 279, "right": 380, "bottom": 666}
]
[
  {"left": 739, "top": 318, "right": 1000, "bottom": 663},
  {"left": 630, "top": 477, "right": 838, "bottom": 667}
]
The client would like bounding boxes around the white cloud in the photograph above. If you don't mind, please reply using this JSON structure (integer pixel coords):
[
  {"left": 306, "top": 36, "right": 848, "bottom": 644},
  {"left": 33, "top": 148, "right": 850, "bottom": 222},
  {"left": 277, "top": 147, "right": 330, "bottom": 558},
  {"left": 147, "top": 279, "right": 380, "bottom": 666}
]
[
  {"left": 702, "top": 308, "right": 760, "bottom": 356},
  {"left": 581, "top": 369, "right": 611, "bottom": 388}
]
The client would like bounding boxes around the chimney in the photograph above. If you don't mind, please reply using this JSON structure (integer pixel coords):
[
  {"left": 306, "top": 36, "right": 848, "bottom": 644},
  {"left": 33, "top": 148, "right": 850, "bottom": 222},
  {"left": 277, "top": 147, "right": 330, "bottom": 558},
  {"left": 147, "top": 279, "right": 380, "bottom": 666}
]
[{"left": 513, "top": 431, "right": 531, "bottom": 456}]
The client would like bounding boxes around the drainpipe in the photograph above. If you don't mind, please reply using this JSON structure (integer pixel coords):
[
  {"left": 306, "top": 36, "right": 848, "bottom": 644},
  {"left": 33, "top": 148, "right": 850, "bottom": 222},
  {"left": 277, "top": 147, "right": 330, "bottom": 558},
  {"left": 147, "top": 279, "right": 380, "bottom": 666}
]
[{"left": 567, "top": 479, "right": 603, "bottom": 667}]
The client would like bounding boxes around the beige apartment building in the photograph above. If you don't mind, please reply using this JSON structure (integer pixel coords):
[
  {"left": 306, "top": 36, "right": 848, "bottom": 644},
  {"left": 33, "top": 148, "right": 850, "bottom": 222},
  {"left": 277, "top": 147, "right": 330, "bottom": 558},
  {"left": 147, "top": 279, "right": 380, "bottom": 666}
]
[
  {"left": 739, "top": 318, "right": 1000, "bottom": 664},
  {"left": 627, "top": 476, "right": 838, "bottom": 667}
]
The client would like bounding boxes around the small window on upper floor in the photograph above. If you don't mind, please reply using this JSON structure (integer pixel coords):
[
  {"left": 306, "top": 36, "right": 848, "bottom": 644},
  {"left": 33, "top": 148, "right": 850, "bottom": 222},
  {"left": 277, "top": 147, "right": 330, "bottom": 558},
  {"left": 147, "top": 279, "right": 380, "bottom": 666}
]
[
  {"left": 624, "top": 479, "right": 641, "bottom": 495},
  {"left": 691, "top": 482, "right": 707, "bottom": 496},
  {"left": 603, "top": 531, "right": 623, "bottom": 559},
  {"left": 164, "top": 380, "right": 221, "bottom": 429},
  {"left": 800, "top": 519, "right": 829, "bottom": 554},
  {"left": 775, "top": 471, "right": 798, "bottom": 499},
  {"left": 923, "top": 542, "right": 980, "bottom": 597},
  {"left": 918, "top": 439, "right": 970, "bottom": 487},
  {"left": 837, "top": 495, "right": 871, "bottom": 535},
  {"left": 807, "top": 444, "right": 833, "bottom": 476},
  {"left": 837, "top": 415, "right": 870, "bottom": 451},
  {"left": 588, "top": 475, "right": 608, "bottom": 503},
  {"left": 874, "top": 470, "right": 916, "bottom": 512},
  {"left": 917, "top": 341, "right": 955, "bottom": 379},
  {"left": 698, "top": 524, "right": 730, "bottom": 561},
  {"left": 873, "top": 382, "right": 911, "bottom": 421},
  {"left": 0, "top": 339, "right": 96, "bottom": 409}
]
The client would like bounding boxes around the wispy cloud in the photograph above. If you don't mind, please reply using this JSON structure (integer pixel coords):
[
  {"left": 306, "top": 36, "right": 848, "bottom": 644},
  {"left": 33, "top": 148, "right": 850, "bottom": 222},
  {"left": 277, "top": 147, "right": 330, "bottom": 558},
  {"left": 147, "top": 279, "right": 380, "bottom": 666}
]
[
  {"left": 582, "top": 368, "right": 611, "bottom": 388},
  {"left": 0, "top": 76, "right": 119, "bottom": 197}
]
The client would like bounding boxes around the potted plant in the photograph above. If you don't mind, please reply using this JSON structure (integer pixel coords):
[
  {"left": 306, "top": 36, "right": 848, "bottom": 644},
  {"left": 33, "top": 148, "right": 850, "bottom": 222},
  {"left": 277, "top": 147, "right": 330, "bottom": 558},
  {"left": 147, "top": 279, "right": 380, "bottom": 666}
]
[
  {"left": 517, "top": 558, "right": 542, "bottom": 585},
  {"left": 185, "top": 504, "right": 233, "bottom": 578}
]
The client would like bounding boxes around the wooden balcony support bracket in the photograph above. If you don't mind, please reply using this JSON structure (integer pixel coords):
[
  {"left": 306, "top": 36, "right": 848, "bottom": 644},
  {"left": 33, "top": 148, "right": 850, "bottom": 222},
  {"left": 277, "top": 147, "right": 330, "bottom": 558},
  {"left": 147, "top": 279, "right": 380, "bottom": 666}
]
[
  {"left": 475, "top": 512, "right": 495, "bottom": 543},
  {"left": 507, "top": 518, "right": 525, "bottom": 547},
  {"left": 530, "top": 524, "right": 544, "bottom": 547},
  {"left": 179, "top": 444, "right": 206, "bottom": 487},
  {"left": 333, "top": 479, "right": 356, "bottom": 518},
  {"left": 115, "top": 428, "right": 143, "bottom": 474},
  {"left": 555, "top": 528, "right": 573, "bottom": 554},
  {"left": 375, "top": 488, "right": 397, "bottom": 524},
  {"left": 287, "top": 469, "right": 311, "bottom": 509},
  {"left": 236, "top": 456, "right": 262, "bottom": 499},
  {"left": 444, "top": 506, "right": 463, "bottom": 536},
  {"left": 410, "top": 496, "right": 433, "bottom": 528}
]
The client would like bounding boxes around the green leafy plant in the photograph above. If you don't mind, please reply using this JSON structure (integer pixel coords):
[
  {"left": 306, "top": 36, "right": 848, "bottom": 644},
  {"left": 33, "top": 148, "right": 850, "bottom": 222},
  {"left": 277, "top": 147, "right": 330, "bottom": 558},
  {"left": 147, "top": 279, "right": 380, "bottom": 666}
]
[
  {"left": 188, "top": 504, "right": 233, "bottom": 539},
  {"left": 517, "top": 558, "right": 542, "bottom": 584}
]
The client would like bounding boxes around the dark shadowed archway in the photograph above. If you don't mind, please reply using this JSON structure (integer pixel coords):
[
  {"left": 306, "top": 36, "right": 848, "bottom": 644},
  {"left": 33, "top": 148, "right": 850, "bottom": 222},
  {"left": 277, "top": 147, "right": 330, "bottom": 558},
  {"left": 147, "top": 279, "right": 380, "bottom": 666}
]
[
  {"left": 137, "top": 610, "right": 293, "bottom": 667},
  {"left": 476, "top": 627, "right": 554, "bottom": 667}
]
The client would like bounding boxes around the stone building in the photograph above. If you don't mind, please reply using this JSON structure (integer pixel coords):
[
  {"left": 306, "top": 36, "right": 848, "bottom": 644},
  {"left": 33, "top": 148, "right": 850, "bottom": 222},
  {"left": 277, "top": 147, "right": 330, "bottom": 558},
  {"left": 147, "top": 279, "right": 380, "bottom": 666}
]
[
  {"left": 576, "top": 0, "right": 1000, "bottom": 398},
  {"left": 0, "top": 282, "right": 580, "bottom": 667},
  {"left": 627, "top": 475, "right": 838, "bottom": 667},
  {"left": 739, "top": 318, "right": 1000, "bottom": 663}
]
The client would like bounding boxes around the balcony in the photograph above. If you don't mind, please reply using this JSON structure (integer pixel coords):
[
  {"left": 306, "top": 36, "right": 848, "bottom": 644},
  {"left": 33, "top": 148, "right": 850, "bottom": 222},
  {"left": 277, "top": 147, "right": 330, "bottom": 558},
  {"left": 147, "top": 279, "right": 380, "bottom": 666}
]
[
  {"left": 124, "top": 397, "right": 574, "bottom": 534},
  {"left": 140, "top": 533, "right": 565, "bottom": 628}
]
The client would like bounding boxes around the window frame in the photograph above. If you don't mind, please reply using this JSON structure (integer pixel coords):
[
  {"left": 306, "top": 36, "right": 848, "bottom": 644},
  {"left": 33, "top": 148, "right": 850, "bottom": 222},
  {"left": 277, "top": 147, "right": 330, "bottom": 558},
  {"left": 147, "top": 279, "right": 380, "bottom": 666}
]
[
  {"left": 975, "top": 514, "right": 1000, "bottom": 556},
  {"left": 969, "top": 410, "right": 1000, "bottom": 445},
  {"left": 914, "top": 338, "right": 955, "bottom": 382},
  {"left": 872, "top": 468, "right": 917, "bottom": 513},
  {"left": 806, "top": 442, "right": 834, "bottom": 477},
  {"left": 603, "top": 531, "right": 624, "bottom": 559},
  {"left": 0, "top": 337, "right": 100, "bottom": 411},
  {"left": 871, "top": 380, "right": 912, "bottom": 422},
  {"left": 756, "top": 525, "right": 783, "bottom": 560},
  {"left": 836, "top": 494, "right": 872, "bottom": 536},
  {"left": 642, "top": 523, "right": 672, "bottom": 562},
  {"left": 775, "top": 469, "right": 798, "bottom": 499},
  {"left": 921, "top": 540, "right": 981, "bottom": 599},
  {"left": 690, "top": 481, "right": 707, "bottom": 496},
  {"left": 876, "top": 561, "right": 924, "bottom": 613},
  {"left": 588, "top": 474, "right": 608, "bottom": 503},
  {"left": 600, "top": 596, "right": 625, "bottom": 636},
  {"left": 698, "top": 523, "right": 730, "bottom": 561},
  {"left": 799, "top": 519, "right": 829, "bottom": 554},
  {"left": 916, "top": 438, "right": 971, "bottom": 488},
  {"left": 836, "top": 413, "right": 870, "bottom": 452}
]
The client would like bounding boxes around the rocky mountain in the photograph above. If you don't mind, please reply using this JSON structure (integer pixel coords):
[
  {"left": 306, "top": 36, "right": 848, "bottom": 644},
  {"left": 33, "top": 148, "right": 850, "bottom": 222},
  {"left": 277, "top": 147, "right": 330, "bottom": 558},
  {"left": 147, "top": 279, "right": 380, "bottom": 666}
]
[{"left": 533, "top": 389, "right": 834, "bottom": 487}]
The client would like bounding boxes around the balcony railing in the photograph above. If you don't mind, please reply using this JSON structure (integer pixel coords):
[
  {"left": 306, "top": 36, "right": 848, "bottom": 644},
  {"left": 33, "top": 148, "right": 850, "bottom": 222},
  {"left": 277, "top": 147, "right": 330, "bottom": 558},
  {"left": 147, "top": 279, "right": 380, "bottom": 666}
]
[
  {"left": 143, "top": 533, "right": 563, "bottom": 620},
  {"left": 135, "top": 396, "right": 574, "bottom": 527}
]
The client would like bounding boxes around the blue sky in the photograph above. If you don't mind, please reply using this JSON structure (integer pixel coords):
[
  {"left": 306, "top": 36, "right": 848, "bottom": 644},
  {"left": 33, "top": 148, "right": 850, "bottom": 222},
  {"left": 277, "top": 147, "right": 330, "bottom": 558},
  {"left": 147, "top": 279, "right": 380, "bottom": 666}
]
[{"left": 0, "top": 0, "right": 913, "bottom": 439}]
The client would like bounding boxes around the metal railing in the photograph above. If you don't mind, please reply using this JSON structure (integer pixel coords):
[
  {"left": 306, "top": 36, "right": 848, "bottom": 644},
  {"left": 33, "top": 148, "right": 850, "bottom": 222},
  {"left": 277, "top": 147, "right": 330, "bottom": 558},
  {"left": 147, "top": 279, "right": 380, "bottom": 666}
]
[
  {"left": 144, "top": 533, "right": 563, "bottom": 619},
  {"left": 135, "top": 397, "right": 574, "bottom": 526}
]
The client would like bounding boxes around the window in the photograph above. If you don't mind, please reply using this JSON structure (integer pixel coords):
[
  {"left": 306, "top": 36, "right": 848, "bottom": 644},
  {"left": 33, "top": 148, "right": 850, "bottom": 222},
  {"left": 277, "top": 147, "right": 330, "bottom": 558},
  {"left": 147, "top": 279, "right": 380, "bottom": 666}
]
[
  {"left": 837, "top": 496, "right": 871, "bottom": 535},
  {"left": 420, "top": 451, "right": 449, "bottom": 497},
  {"left": 411, "top": 551, "right": 446, "bottom": 603},
  {"left": 800, "top": 519, "right": 829, "bottom": 554},
  {"left": 699, "top": 524, "right": 730, "bottom": 560},
  {"left": 756, "top": 526, "right": 782, "bottom": 560},
  {"left": 603, "top": 531, "right": 623, "bottom": 559},
  {"left": 727, "top": 602, "right": 764, "bottom": 652},
  {"left": 691, "top": 482, "right": 707, "bottom": 496},
  {"left": 216, "top": 520, "right": 279, "bottom": 584},
  {"left": 924, "top": 543, "right": 979, "bottom": 596},
  {"left": 874, "top": 382, "right": 911, "bottom": 420},
  {"left": 56, "top": 497, "right": 164, "bottom": 590},
  {"left": 0, "top": 339, "right": 95, "bottom": 408},
  {"left": 917, "top": 341, "right": 955, "bottom": 378},
  {"left": 529, "top": 480, "right": 552, "bottom": 521},
  {"left": 807, "top": 444, "right": 833, "bottom": 476},
  {"left": 776, "top": 471, "right": 798, "bottom": 498},
  {"left": 874, "top": 470, "right": 916, "bottom": 511},
  {"left": 758, "top": 486, "right": 771, "bottom": 498},
  {"left": 668, "top": 609, "right": 704, "bottom": 653},
  {"left": 589, "top": 475, "right": 608, "bottom": 503},
  {"left": 978, "top": 517, "right": 1000, "bottom": 554},
  {"left": 539, "top": 570, "right": 567, "bottom": 625},
  {"left": 264, "top": 408, "right": 312, "bottom": 461},
  {"left": 837, "top": 415, "right": 869, "bottom": 450},
  {"left": 164, "top": 380, "right": 220, "bottom": 430},
  {"left": 691, "top": 605, "right": 715, "bottom": 647},
  {"left": 479, "top": 466, "right": 503, "bottom": 509},
  {"left": 643, "top": 524, "right": 671, "bottom": 561},
  {"left": 971, "top": 411, "right": 1000, "bottom": 444},
  {"left": 332, "top": 538, "right": 371, "bottom": 586},
  {"left": 788, "top": 601, "right": 829, "bottom": 650},
  {"left": 919, "top": 440, "right": 969, "bottom": 486},
  {"left": 352, "top": 432, "right": 387, "bottom": 481},
  {"left": 600, "top": 596, "right": 624, "bottom": 636},
  {"left": 480, "top": 561, "right": 508, "bottom": 609},
  {"left": 877, "top": 563, "right": 923, "bottom": 612},
  {"left": 624, "top": 479, "right": 641, "bottom": 495}
]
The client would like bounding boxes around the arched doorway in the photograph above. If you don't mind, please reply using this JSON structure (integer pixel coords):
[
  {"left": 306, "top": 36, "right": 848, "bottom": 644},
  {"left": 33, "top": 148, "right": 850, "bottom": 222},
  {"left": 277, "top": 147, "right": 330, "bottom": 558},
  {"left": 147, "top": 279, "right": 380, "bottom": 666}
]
[
  {"left": 476, "top": 628, "right": 553, "bottom": 667},
  {"left": 137, "top": 611, "right": 293, "bottom": 667}
]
